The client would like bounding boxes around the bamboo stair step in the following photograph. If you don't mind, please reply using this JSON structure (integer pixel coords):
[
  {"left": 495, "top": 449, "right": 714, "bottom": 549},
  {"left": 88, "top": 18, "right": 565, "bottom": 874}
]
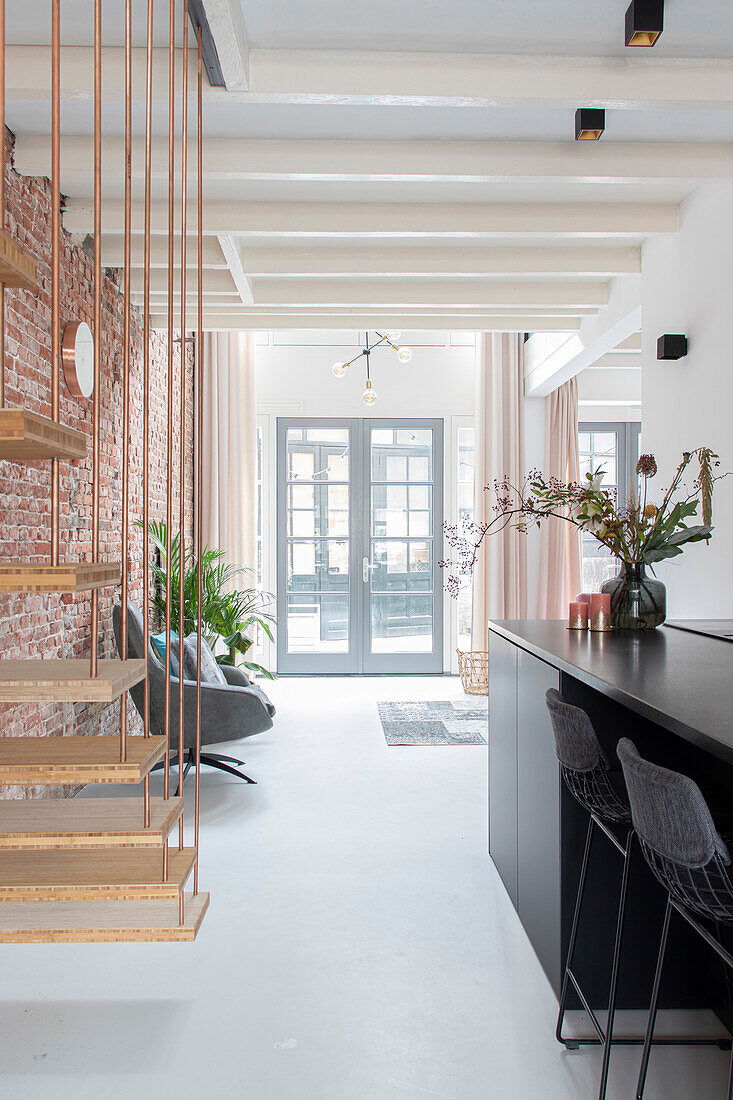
[
  {"left": 0, "top": 890, "right": 209, "bottom": 942},
  {"left": 0, "top": 562, "right": 122, "bottom": 593},
  {"left": 0, "top": 735, "right": 165, "bottom": 785},
  {"left": 0, "top": 846, "right": 197, "bottom": 902},
  {"left": 0, "top": 408, "right": 86, "bottom": 460},
  {"left": 0, "top": 797, "right": 183, "bottom": 849},
  {"left": 0, "top": 659, "right": 146, "bottom": 702},
  {"left": 0, "top": 229, "right": 38, "bottom": 289}
]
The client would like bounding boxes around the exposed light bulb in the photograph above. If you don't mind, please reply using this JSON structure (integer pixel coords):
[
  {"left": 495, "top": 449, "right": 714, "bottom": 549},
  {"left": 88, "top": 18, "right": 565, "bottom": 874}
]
[
  {"left": 385, "top": 331, "right": 402, "bottom": 341},
  {"left": 332, "top": 361, "right": 348, "bottom": 378},
  {"left": 397, "top": 346, "right": 413, "bottom": 363},
  {"left": 362, "top": 380, "right": 378, "bottom": 407}
]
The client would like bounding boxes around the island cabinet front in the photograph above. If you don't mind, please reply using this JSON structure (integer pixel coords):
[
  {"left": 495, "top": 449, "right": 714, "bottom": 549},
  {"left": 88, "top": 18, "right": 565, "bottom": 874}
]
[{"left": 488, "top": 629, "right": 562, "bottom": 994}]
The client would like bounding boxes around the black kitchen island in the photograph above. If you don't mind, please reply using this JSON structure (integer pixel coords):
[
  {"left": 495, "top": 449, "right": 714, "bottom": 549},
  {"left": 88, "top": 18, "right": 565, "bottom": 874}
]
[{"left": 487, "top": 620, "right": 733, "bottom": 1020}]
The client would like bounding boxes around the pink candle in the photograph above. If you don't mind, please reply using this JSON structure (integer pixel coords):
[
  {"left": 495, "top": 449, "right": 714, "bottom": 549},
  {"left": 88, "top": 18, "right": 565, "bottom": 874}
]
[
  {"left": 568, "top": 601, "right": 589, "bottom": 629},
  {"left": 590, "top": 593, "right": 612, "bottom": 632},
  {"left": 575, "top": 593, "right": 592, "bottom": 605}
]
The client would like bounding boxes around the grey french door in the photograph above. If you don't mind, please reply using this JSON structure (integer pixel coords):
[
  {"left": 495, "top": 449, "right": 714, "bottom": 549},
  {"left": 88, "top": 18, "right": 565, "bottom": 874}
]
[{"left": 276, "top": 418, "right": 444, "bottom": 674}]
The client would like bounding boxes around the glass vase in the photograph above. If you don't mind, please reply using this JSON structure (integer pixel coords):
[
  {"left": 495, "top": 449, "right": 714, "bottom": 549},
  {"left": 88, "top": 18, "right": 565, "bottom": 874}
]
[{"left": 600, "top": 561, "right": 666, "bottom": 630}]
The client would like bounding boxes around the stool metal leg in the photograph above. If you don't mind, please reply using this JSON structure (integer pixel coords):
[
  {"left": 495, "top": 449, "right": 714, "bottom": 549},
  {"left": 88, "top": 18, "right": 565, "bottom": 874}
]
[
  {"left": 598, "top": 828, "right": 634, "bottom": 1100},
  {"left": 557, "top": 816, "right": 595, "bottom": 1049},
  {"left": 636, "top": 894, "right": 673, "bottom": 1100}
]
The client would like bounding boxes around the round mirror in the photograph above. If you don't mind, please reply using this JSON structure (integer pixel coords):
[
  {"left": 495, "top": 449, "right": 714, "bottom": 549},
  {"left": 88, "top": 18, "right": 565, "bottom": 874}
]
[{"left": 62, "top": 321, "right": 95, "bottom": 399}]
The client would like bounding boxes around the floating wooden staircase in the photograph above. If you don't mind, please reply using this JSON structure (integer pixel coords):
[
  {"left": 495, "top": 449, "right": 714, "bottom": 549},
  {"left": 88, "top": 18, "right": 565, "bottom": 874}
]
[
  {"left": 0, "top": 562, "right": 122, "bottom": 593},
  {"left": 0, "top": 796, "right": 183, "bottom": 849},
  {"left": 0, "top": 407, "right": 86, "bottom": 460}
]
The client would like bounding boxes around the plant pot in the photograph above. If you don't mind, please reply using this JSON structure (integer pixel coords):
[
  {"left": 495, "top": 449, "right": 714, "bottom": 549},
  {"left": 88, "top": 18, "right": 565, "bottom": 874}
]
[{"left": 601, "top": 561, "right": 666, "bottom": 630}]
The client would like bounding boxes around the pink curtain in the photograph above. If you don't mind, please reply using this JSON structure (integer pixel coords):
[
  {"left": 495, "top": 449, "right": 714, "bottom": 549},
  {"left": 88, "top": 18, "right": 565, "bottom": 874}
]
[
  {"left": 536, "top": 378, "right": 582, "bottom": 618},
  {"left": 471, "top": 333, "right": 527, "bottom": 649}
]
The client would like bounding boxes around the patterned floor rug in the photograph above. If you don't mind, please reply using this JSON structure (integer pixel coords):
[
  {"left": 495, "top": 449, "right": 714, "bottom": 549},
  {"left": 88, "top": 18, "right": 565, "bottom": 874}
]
[{"left": 377, "top": 699, "right": 488, "bottom": 746}]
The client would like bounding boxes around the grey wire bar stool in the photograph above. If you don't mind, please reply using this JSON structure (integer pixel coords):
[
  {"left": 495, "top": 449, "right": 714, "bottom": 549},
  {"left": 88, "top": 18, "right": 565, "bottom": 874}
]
[
  {"left": 546, "top": 688, "right": 635, "bottom": 1100},
  {"left": 618, "top": 738, "right": 733, "bottom": 1099},
  {"left": 546, "top": 690, "right": 724, "bottom": 1100}
]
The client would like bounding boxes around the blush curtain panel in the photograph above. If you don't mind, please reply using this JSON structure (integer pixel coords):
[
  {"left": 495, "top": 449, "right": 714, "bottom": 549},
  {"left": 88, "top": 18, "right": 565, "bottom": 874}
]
[
  {"left": 200, "top": 331, "right": 258, "bottom": 581},
  {"left": 471, "top": 332, "right": 527, "bottom": 649},
  {"left": 535, "top": 377, "right": 582, "bottom": 618}
]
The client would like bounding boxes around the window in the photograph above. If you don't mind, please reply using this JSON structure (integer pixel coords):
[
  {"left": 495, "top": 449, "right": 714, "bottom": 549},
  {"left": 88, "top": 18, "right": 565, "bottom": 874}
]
[
  {"left": 456, "top": 425, "right": 475, "bottom": 651},
  {"left": 578, "top": 422, "right": 641, "bottom": 592}
]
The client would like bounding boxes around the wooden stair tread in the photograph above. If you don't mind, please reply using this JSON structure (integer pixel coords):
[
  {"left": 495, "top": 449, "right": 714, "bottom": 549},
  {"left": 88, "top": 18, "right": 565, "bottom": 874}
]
[
  {"left": 0, "top": 562, "right": 121, "bottom": 593},
  {"left": 0, "top": 735, "right": 165, "bottom": 784},
  {"left": 0, "top": 891, "right": 209, "bottom": 942},
  {"left": 0, "top": 659, "right": 146, "bottom": 702},
  {"left": 0, "top": 797, "right": 182, "bottom": 849},
  {"left": 0, "top": 846, "right": 197, "bottom": 901},
  {"left": 0, "top": 229, "right": 38, "bottom": 289},
  {"left": 0, "top": 408, "right": 86, "bottom": 460}
]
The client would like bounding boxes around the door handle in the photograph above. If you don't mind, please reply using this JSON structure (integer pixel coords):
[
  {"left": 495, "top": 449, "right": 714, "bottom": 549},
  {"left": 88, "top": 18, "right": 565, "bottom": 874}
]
[{"left": 362, "top": 556, "right": 376, "bottom": 583}]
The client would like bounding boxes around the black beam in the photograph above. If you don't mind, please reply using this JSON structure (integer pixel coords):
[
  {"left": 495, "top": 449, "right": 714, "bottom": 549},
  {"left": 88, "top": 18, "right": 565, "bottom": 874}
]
[{"left": 188, "top": 0, "right": 226, "bottom": 88}]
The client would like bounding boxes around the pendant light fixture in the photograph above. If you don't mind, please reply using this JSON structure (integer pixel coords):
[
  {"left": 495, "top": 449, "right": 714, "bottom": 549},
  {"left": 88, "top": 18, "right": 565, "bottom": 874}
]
[
  {"left": 625, "top": 0, "right": 663, "bottom": 47},
  {"left": 330, "top": 331, "right": 413, "bottom": 407},
  {"left": 575, "top": 108, "right": 605, "bottom": 141}
]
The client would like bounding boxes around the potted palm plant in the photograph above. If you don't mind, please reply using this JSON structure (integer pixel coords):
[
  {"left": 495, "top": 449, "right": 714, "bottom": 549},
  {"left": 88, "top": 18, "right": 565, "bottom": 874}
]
[{"left": 140, "top": 519, "right": 275, "bottom": 678}]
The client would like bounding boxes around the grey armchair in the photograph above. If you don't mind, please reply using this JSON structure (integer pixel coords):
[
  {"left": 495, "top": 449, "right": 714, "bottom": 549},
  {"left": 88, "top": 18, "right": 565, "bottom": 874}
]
[{"left": 113, "top": 602, "right": 275, "bottom": 784}]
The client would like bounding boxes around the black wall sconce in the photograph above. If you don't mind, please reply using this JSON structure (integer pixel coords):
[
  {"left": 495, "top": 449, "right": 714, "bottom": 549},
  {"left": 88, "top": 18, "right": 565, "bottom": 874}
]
[
  {"left": 657, "top": 334, "right": 687, "bottom": 360},
  {"left": 625, "top": 0, "right": 664, "bottom": 47},
  {"left": 575, "top": 108, "right": 605, "bottom": 141}
]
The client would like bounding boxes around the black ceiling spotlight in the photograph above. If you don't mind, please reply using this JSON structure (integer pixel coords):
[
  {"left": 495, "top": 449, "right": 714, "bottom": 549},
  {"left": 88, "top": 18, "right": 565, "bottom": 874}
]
[
  {"left": 575, "top": 108, "right": 605, "bottom": 141},
  {"left": 657, "top": 334, "right": 688, "bottom": 360},
  {"left": 625, "top": 0, "right": 664, "bottom": 47}
]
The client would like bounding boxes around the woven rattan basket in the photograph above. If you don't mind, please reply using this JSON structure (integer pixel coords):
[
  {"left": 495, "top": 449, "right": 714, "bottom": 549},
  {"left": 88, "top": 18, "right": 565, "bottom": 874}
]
[{"left": 457, "top": 649, "right": 489, "bottom": 696}]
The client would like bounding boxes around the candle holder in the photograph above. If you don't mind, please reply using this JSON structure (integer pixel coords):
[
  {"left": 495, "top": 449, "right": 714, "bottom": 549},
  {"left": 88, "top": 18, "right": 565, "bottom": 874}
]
[
  {"left": 590, "top": 593, "right": 612, "bottom": 632},
  {"left": 568, "top": 601, "right": 589, "bottom": 630}
]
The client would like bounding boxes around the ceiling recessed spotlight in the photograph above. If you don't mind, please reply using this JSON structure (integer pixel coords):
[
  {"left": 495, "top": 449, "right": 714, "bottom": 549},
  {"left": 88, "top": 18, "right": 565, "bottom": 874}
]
[
  {"left": 625, "top": 0, "right": 663, "bottom": 47},
  {"left": 575, "top": 108, "right": 605, "bottom": 141}
]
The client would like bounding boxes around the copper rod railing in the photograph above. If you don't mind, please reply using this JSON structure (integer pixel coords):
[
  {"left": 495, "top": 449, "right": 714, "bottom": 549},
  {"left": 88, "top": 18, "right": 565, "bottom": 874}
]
[
  {"left": 119, "top": 0, "right": 133, "bottom": 764},
  {"left": 163, "top": 0, "right": 176, "bottom": 880},
  {"left": 142, "top": 0, "right": 155, "bottom": 827},
  {"left": 90, "top": 0, "right": 102, "bottom": 679},
  {"left": 194, "top": 24, "right": 203, "bottom": 895},
  {"left": 177, "top": 0, "right": 189, "bottom": 874},
  {"left": 50, "top": 0, "right": 60, "bottom": 566},
  {"left": 0, "top": 0, "right": 6, "bottom": 409}
]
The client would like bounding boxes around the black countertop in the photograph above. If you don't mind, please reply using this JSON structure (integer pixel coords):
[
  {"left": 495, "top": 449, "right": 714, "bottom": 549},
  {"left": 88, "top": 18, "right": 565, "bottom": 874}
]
[{"left": 489, "top": 620, "right": 733, "bottom": 765}]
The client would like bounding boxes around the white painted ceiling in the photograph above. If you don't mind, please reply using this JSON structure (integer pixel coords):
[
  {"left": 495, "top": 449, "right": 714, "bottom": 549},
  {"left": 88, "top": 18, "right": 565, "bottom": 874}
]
[{"left": 3, "top": 0, "right": 733, "bottom": 339}]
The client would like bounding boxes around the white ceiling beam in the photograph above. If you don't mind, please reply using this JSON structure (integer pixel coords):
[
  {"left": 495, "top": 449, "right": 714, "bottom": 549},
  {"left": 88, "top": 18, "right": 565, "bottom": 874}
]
[
  {"left": 525, "top": 305, "right": 642, "bottom": 396},
  {"left": 17, "top": 136, "right": 733, "bottom": 185},
  {"left": 249, "top": 279, "right": 609, "bottom": 309},
  {"left": 11, "top": 47, "right": 733, "bottom": 113},
  {"left": 247, "top": 51, "right": 733, "bottom": 113},
  {"left": 239, "top": 245, "right": 640, "bottom": 278},
  {"left": 216, "top": 234, "right": 254, "bottom": 305},
  {"left": 585, "top": 353, "right": 642, "bottom": 371},
  {"left": 101, "top": 235, "right": 226, "bottom": 269},
  {"left": 149, "top": 312, "right": 582, "bottom": 333},
  {"left": 127, "top": 268, "right": 237, "bottom": 294},
  {"left": 63, "top": 201, "right": 678, "bottom": 238},
  {"left": 199, "top": 1, "right": 250, "bottom": 90}
]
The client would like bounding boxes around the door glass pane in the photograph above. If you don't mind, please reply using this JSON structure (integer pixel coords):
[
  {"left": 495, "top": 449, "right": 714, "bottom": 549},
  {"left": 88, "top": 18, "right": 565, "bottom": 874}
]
[
  {"left": 286, "top": 594, "right": 349, "bottom": 654},
  {"left": 578, "top": 428, "right": 619, "bottom": 592},
  {"left": 371, "top": 593, "right": 433, "bottom": 653},
  {"left": 371, "top": 540, "right": 433, "bottom": 591}
]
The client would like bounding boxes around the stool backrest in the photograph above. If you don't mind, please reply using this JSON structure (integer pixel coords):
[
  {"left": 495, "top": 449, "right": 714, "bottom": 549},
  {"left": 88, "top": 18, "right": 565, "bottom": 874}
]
[
  {"left": 617, "top": 738, "right": 730, "bottom": 869},
  {"left": 545, "top": 688, "right": 608, "bottom": 772}
]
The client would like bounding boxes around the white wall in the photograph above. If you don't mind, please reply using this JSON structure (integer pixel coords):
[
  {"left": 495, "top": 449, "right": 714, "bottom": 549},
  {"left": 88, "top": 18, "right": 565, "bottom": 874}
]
[
  {"left": 642, "top": 183, "right": 733, "bottom": 617},
  {"left": 255, "top": 330, "right": 480, "bottom": 672},
  {"left": 256, "top": 330, "right": 476, "bottom": 418}
]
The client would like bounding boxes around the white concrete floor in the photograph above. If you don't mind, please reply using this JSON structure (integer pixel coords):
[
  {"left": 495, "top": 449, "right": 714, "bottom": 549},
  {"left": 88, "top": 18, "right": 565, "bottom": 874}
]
[{"left": 1, "top": 675, "right": 730, "bottom": 1099}]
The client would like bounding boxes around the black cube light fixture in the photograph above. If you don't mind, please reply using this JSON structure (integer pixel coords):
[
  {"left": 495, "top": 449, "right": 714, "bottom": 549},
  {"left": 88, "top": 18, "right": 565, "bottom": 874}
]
[
  {"left": 625, "top": 0, "right": 664, "bottom": 47},
  {"left": 575, "top": 108, "right": 605, "bottom": 141},
  {"left": 657, "top": 334, "right": 687, "bottom": 360}
]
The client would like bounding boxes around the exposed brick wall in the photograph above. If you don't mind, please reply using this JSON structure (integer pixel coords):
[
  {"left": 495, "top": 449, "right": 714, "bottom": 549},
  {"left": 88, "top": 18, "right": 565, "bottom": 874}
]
[{"left": 0, "top": 132, "right": 194, "bottom": 799}]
